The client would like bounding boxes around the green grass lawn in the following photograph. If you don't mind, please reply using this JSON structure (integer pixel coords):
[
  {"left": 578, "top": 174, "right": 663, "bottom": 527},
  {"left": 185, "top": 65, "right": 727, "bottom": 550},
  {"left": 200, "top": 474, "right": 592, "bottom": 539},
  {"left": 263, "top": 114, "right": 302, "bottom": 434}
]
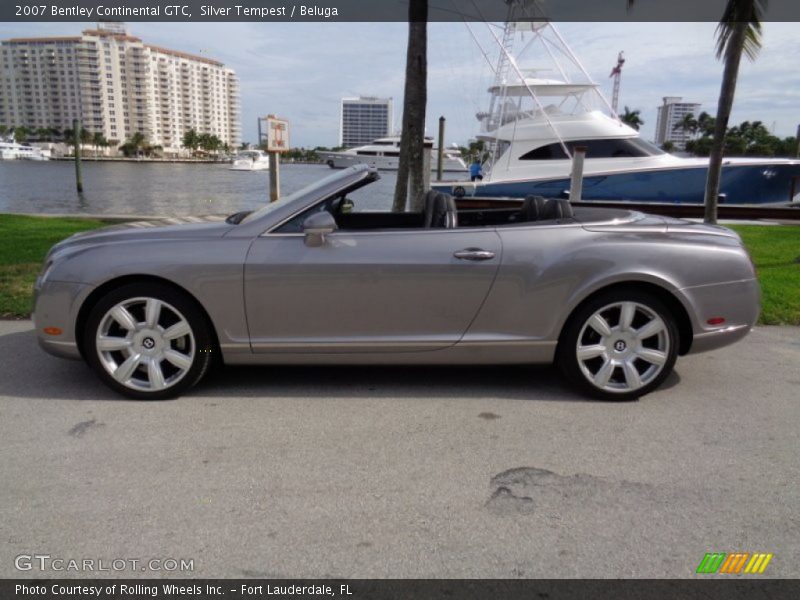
[
  {"left": 0, "top": 214, "right": 798, "bottom": 325},
  {"left": 0, "top": 214, "right": 106, "bottom": 317},
  {"left": 730, "top": 225, "right": 800, "bottom": 325}
]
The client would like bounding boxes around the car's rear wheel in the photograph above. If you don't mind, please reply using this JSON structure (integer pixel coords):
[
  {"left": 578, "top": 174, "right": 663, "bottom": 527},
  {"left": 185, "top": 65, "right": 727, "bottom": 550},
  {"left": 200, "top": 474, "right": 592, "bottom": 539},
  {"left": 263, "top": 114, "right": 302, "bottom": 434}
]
[
  {"left": 557, "top": 290, "right": 679, "bottom": 401},
  {"left": 83, "top": 283, "right": 213, "bottom": 400}
]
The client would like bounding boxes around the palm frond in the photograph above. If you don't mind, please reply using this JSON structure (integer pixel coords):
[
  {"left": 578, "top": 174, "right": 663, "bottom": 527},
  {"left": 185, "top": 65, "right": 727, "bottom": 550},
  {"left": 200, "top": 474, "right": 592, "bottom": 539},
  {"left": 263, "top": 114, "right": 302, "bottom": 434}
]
[{"left": 715, "top": 0, "right": 767, "bottom": 61}]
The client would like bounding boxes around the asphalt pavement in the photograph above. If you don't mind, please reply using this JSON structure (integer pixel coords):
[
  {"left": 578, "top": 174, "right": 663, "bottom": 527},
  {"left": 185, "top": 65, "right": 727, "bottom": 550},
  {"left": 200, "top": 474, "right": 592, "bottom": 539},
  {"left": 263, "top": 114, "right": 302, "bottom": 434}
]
[{"left": 0, "top": 320, "right": 798, "bottom": 578}]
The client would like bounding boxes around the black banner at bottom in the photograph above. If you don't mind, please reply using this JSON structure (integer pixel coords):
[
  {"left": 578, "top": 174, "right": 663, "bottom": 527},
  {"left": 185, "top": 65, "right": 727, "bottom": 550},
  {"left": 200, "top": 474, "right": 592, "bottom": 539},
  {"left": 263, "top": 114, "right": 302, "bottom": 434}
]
[{"left": 3, "top": 579, "right": 800, "bottom": 600}]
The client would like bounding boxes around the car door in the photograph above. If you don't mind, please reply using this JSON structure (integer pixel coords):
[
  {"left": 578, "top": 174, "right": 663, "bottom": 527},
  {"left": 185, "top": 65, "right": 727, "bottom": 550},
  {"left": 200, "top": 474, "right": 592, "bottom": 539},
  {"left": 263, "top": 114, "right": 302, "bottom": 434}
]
[{"left": 244, "top": 226, "right": 502, "bottom": 353}]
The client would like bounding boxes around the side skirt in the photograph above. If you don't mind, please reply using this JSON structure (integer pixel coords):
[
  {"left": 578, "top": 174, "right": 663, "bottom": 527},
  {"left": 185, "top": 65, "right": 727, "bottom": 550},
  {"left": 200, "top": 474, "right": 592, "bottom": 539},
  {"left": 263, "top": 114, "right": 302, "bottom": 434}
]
[{"left": 220, "top": 341, "right": 557, "bottom": 366}]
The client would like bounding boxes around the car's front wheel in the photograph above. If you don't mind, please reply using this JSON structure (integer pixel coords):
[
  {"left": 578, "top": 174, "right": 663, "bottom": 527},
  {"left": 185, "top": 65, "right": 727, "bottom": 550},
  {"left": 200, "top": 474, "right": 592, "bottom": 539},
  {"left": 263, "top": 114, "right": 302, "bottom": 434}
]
[
  {"left": 557, "top": 289, "right": 679, "bottom": 401},
  {"left": 84, "top": 283, "right": 213, "bottom": 400}
]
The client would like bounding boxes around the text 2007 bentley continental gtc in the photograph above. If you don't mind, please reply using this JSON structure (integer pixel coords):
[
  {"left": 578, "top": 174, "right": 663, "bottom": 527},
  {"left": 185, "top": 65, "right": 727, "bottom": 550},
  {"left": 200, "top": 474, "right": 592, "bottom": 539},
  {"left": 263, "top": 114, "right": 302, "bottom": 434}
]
[{"left": 34, "top": 165, "right": 759, "bottom": 400}]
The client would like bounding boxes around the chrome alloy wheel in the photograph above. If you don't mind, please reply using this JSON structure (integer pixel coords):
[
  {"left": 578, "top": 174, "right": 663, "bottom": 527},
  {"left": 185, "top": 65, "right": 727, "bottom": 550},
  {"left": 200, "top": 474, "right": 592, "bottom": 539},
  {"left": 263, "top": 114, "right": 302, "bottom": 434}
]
[
  {"left": 95, "top": 297, "right": 195, "bottom": 392},
  {"left": 575, "top": 301, "right": 670, "bottom": 394}
]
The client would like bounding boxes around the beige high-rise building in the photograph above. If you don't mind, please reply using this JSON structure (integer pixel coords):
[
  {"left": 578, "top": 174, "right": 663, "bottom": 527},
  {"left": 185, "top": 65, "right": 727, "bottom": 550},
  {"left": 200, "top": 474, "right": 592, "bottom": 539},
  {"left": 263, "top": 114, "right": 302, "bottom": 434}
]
[{"left": 0, "top": 23, "right": 240, "bottom": 152}]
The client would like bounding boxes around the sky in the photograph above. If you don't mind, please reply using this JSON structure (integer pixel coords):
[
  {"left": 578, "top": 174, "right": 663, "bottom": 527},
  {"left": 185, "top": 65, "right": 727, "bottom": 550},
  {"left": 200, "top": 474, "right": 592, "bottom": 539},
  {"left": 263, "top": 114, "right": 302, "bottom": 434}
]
[{"left": 1, "top": 21, "right": 798, "bottom": 147}]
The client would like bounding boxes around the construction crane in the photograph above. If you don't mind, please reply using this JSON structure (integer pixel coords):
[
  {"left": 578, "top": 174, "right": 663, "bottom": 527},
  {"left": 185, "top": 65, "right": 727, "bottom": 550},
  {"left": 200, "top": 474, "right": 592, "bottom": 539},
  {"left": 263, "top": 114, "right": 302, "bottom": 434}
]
[{"left": 609, "top": 51, "right": 625, "bottom": 115}]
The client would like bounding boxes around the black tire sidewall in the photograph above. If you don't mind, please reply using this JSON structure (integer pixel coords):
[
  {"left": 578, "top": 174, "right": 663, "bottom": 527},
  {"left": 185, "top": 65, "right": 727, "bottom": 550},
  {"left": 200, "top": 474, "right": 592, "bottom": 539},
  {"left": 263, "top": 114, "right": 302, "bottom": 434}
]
[
  {"left": 557, "top": 289, "right": 679, "bottom": 401},
  {"left": 83, "top": 282, "right": 213, "bottom": 400}
]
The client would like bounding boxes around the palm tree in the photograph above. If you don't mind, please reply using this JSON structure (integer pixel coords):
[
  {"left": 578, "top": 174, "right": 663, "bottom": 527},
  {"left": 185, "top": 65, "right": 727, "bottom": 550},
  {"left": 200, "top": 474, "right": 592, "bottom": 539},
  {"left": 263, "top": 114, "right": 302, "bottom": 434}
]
[
  {"left": 14, "top": 126, "right": 29, "bottom": 142},
  {"left": 392, "top": 0, "right": 428, "bottom": 212},
  {"left": 703, "top": 0, "right": 767, "bottom": 223},
  {"left": 620, "top": 106, "right": 643, "bottom": 130},
  {"left": 79, "top": 128, "right": 92, "bottom": 153},
  {"left": 673, "top": 112, "right": 699, "bottom": 139},
  {"left": 92, "top": 132, "right": 107, "bottom": 158},
  {"left": 123, "top": 131, "right": 147, "bottom": 157},
  {"left": 696, "top": 111, "right": 716, "bottom": 137},
  {"left": 628, "top": 0, "right": 766, "bottom": 223},
  {"left": 0, "top": 124, "right": 8, "bottom": 138},
  {"left": 182, "top": 128, "right": 199, "bottom": 152}
]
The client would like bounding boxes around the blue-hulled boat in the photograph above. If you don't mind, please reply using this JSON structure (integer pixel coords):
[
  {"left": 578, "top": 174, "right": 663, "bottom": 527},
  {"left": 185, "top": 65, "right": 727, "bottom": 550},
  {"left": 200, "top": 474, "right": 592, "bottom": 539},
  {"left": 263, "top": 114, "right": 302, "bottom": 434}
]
[{"left": 433, "top": 21, "right": 800, "bottom": 206}]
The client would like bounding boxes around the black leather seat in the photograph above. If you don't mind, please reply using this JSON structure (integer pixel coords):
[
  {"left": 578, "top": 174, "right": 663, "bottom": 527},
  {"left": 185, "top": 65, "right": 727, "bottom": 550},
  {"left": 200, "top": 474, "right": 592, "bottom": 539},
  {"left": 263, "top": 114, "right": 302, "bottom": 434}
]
[
  {"left": 424, "top": 192, "right": 458, "bottom": 228},
  {"left": 520, "top": 195, "right": 548, "bottom": 221},
  {"left": 540, "top": 198, "right": 574, "bottom": 220}
]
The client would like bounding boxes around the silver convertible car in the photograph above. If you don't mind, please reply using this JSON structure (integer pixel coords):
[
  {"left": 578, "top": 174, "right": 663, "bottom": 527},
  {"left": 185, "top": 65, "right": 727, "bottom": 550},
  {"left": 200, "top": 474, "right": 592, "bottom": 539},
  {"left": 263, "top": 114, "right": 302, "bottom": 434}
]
[{"left": 34, "top": 165, "right": 759, "bottom": 401}]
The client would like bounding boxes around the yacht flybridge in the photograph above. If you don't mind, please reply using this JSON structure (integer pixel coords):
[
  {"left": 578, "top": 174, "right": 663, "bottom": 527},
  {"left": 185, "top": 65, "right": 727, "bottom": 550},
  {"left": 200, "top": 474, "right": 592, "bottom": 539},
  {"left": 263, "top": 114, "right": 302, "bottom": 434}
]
[
  {"left": 433, "top": 10, "right": 800, "bottom": 205},
  {"left": 319, "top": 136, "right": 468, "bottom": 173}
]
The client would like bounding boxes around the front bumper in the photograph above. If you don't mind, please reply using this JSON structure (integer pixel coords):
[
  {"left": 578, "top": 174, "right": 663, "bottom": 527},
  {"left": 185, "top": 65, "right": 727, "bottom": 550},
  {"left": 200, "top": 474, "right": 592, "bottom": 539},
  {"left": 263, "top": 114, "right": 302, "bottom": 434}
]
[{"left": 33, "top": 280, "right": 90, "bottom": 360}]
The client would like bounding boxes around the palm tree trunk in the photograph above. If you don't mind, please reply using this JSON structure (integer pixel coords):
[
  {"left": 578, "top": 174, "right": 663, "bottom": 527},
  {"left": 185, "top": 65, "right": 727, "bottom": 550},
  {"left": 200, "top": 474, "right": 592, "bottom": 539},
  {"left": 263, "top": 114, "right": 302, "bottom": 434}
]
[
  {"left": 392, "top": 0, "right": 428, "bottom": 212},
  {"left": 704, "top": 21, "right": 747, "bottom": 224}
]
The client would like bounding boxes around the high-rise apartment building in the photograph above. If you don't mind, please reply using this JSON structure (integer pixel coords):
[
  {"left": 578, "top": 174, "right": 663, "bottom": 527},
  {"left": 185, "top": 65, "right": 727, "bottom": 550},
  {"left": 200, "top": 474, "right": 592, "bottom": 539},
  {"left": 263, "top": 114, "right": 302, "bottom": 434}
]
[
  {"left": 0, "top": 23, "right": 240, "bottom": 152},
  {"left": 654, "top": 96, "right": 701, "bottom": 149},
  {"left": 339, "top": 96, "right": 392, "bottom": 147}
]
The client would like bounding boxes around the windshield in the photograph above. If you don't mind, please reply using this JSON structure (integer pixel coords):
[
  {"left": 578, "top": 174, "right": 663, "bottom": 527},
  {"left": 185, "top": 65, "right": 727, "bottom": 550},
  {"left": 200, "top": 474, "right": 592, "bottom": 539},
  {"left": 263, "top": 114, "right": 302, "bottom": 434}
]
[{"left": 240, "top": 168, "right": 369, "bottom": 225}]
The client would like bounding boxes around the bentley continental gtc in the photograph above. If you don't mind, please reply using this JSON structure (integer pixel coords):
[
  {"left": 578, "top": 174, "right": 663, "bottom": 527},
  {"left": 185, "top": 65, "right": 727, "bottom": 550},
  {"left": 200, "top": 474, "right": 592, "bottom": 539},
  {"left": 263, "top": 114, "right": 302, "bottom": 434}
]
[{"left": 34, "top": 165, "right": 759, "bottom": 400}]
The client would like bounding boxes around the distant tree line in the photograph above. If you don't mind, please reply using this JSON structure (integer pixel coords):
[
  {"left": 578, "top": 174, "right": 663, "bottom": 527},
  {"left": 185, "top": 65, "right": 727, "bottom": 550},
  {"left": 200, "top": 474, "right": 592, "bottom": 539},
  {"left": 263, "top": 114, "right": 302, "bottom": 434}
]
[
  {"left": 261, "top": 146, "right": 345, "bottom": 163},
  {"left": 0, "top": 123, "right": 235, "bottom": 158},
  {"left": 673, "top": 112, "right": 797, "bottom": 157}
]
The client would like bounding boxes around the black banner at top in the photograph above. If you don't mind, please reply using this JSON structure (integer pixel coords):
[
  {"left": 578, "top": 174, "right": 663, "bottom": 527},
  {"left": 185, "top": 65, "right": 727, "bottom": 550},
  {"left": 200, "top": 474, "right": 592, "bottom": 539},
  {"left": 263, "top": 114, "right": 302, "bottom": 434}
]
[{"left": 3, "top": 0, "right": 800, "bottom": 22}]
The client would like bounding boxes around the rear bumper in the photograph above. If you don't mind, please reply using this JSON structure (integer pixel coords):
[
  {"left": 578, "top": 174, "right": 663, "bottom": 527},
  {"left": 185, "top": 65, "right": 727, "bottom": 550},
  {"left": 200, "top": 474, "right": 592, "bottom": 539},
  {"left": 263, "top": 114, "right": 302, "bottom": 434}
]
[
  {"left": 681, "top": 278, "right": 760, "bottom": 355},
  {"left": 689, "top": 323, "right": 753, "bottom": 354}
]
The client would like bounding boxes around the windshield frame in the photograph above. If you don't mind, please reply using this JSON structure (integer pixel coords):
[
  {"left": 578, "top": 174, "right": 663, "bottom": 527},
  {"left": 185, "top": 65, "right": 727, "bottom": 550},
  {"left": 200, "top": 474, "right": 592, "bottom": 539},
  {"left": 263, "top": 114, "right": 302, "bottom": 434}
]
[{"left": 239, "top": 166, "right": 378, "bottom": 227}]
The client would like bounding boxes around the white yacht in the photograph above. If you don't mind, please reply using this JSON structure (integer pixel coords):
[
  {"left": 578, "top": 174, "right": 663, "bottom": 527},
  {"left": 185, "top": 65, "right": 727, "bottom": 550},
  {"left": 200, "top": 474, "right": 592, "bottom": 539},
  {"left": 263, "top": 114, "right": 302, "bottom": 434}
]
[
  {"left": 230, "top": 150, "right": 270, "bottom": 171},
  {"left": 433, "top": 15, "right": 800, "bottom": 205},
  {"left": 0, "top": 139, "right": 51, "bottom": 160},
  {"left": 319, "top": 136, "right": 468, "bottom": 172}
]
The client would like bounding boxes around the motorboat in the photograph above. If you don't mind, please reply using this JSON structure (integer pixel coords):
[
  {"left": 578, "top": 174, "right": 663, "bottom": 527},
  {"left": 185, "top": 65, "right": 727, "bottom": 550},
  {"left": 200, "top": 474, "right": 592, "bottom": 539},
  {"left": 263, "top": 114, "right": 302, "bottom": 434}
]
[
  {"left": 0, "top": 139, "right": 51, "bottom": 160},
  {"left": 432, "top": 16, "right": 800, "bottom": 205},
  {"left": 318, "top": 136, "right": 468, "bottom": 172},
  {"left": 230, "top": 150, "right": 270, "bottom": 171}
]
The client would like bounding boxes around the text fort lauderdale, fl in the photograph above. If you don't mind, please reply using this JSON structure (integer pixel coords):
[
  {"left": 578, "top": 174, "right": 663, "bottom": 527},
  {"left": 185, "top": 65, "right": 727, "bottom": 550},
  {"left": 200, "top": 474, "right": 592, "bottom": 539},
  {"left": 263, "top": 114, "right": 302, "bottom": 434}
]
[{"left": 51, "top": 5, "right": 339, "bottom": 18}]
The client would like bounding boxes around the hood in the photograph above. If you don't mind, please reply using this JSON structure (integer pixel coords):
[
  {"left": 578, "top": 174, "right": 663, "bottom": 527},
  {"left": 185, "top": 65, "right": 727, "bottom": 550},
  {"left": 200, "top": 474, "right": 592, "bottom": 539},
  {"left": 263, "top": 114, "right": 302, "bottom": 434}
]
[{"left": 47, "top": 220, "right": 234, "bottom": 260}]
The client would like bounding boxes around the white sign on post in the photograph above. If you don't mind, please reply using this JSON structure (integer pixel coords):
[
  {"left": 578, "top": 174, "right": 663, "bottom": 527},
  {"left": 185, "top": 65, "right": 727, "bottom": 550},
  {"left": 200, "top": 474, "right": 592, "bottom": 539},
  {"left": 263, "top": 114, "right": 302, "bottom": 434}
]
[{"left": 266, "top": 116, "right": 289, "bottom": 152}]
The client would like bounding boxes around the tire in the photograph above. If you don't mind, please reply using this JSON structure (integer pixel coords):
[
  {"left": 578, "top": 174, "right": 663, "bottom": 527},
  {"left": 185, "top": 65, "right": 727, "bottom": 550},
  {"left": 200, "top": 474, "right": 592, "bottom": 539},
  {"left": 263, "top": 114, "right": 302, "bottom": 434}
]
[
  {"left": 83, "top": 282, "right": 214, "bottom": 400},
  {"left": 556, "top": 289, "right": 679, "bottom": 401}
]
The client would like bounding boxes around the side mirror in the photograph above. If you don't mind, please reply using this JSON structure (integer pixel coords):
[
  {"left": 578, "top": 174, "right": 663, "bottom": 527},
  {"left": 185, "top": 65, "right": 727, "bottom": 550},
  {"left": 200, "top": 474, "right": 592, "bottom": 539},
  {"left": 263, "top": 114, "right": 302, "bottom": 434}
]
[{"left": 303, "top": 211, "right": 338, "bottom": 247}]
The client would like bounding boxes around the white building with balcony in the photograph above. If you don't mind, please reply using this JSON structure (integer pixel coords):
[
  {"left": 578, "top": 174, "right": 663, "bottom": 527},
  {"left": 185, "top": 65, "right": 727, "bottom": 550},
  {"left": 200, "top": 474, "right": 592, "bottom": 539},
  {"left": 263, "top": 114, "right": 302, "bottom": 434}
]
[
  {"left": 654, "top": 96, "right": 702, "bottom": 150},
  {"left": 0, "top": 23, "right": 240, "bottom": 153}
]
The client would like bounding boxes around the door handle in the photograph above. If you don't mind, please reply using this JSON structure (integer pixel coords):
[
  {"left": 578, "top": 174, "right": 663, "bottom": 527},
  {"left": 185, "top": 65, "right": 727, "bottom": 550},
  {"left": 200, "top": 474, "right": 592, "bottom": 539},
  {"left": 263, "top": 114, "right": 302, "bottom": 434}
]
[{"left": 454, "top": 248, "right": 496, "bottom": 261}]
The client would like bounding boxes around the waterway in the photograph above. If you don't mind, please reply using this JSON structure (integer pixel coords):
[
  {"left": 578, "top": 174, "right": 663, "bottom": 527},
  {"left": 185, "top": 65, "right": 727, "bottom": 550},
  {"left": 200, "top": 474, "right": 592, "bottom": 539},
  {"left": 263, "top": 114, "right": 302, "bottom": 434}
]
[{"left": 0, "top": 161, "right": 426, "bottom": 216}]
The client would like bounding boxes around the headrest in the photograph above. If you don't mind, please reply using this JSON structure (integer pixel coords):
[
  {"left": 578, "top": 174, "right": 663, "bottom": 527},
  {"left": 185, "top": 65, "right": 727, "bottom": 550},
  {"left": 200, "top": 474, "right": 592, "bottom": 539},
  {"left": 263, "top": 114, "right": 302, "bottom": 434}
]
[
  {"left": 541, "top": 198, "right": 574, "bottom": 220},
  {"left": 521, "top": 195, "right": 548, "bottom": 221}
]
